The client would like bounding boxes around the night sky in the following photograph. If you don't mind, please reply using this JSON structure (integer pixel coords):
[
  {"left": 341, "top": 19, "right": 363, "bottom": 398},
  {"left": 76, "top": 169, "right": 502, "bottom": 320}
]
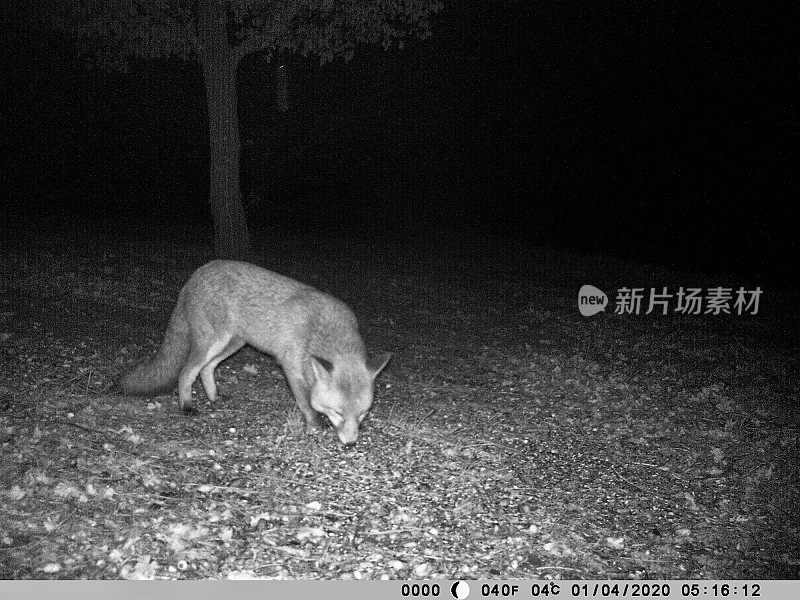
[{"left": 4, "top": 1, "right": 798, "bottom": 283}]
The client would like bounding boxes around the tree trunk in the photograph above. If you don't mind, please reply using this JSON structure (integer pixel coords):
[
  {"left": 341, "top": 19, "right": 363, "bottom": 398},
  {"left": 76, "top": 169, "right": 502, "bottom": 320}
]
[
  {"left": 276, "top": 56, "right": 289, "bottom": 113},
  {"left": 198, "top": 0, "right": 251, "bottom": 258}
]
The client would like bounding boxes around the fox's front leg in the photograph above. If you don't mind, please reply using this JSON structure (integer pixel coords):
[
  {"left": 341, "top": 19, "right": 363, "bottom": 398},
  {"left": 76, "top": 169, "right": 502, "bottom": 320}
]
[{"left": 284, "top": 370, "right": 324, "bottom": 433}]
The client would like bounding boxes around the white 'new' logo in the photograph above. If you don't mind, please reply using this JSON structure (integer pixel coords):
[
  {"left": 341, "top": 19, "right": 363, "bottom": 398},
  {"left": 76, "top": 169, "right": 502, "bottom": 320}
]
[{"left": 578, "top": 284, "right": 608, "bottom": 316}]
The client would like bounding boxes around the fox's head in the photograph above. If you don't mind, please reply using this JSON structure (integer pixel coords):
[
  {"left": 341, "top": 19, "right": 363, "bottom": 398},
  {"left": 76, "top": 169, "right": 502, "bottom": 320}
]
[{"left": 309, "top": 352, "right": 391, "bottom": 445}]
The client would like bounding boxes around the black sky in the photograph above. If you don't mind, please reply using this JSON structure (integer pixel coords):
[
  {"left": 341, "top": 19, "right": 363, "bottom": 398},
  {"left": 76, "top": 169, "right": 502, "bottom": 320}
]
[{"left": 3, "top": 1, "right": 798, "bottom": 281}]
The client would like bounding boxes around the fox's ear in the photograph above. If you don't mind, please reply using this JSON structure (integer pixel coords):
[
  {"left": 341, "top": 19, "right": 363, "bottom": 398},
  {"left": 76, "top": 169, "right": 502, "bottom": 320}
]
[
  {"left": 311, "top": 355, "right": 333, "bottom": 383},
  {"left": 367, "top": 352, "right": 392, "bottom": 378}
]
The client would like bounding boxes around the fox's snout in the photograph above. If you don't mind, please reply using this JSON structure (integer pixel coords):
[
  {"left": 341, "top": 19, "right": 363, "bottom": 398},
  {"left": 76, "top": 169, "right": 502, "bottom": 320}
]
[{"left": 335, "top": 419, "right": 361, "bottom": 446}]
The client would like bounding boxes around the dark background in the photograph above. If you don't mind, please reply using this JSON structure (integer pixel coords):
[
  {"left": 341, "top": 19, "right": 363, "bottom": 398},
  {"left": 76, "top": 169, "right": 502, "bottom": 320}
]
[{"left": 3, "top": 1, "right": 798, "bottom": 284}]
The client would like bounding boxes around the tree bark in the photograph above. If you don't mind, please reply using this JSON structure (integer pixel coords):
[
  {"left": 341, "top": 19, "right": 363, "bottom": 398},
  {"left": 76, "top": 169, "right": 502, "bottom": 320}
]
[{"left": 198, "top": 0, "right": 251, "bottom": 258}]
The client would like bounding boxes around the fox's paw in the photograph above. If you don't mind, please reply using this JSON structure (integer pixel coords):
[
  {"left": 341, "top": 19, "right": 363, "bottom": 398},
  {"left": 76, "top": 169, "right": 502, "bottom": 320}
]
[{"left": 181, "top": 403, "right": 199, "bottom": 416}]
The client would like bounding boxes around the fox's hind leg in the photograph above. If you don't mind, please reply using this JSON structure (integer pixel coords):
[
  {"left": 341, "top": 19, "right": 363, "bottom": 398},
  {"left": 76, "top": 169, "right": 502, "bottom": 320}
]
[
  {"left": 177, "top": 350, "right": 205, "bottom": 413},
  {"left": 199, "top": 337, "right": 245, "bottom": 403},
  {"left": 178, "top": 336, "right": 236, "bottom": 413}
]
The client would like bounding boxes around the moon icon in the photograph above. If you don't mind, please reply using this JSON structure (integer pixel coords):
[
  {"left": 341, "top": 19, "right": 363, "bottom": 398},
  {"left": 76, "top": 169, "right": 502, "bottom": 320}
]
[{"left": 451, "top": 580, "right": 470, "bottom": 599}]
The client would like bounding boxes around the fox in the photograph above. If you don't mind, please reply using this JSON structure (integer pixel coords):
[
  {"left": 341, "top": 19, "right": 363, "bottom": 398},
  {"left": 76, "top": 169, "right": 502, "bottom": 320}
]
[{"left": 118, "top": 260, "right": 391, "bottom": 445}]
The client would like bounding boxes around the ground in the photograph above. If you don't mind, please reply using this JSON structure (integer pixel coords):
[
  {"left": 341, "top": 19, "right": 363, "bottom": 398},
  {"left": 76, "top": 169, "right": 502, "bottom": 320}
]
[{"left": 0, "top": 231, "right": 798, "bottom": 579}]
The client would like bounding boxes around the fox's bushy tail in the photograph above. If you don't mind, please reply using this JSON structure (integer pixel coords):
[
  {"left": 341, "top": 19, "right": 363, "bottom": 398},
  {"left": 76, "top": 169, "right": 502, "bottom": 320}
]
[{"left": 119, "top": 304, "right": 190, "bottom": 396}]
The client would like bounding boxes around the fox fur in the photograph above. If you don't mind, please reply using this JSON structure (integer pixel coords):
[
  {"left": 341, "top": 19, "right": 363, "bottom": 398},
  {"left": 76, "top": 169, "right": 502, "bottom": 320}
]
[{"left": 119, "top": 260, "right": 390, "bottom": 444}]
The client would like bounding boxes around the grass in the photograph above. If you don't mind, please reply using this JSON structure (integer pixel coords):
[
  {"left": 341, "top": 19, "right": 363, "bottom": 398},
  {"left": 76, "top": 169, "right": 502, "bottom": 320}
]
[{"left": 0, "top": 231, "right": 797, "bottom": 579}]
